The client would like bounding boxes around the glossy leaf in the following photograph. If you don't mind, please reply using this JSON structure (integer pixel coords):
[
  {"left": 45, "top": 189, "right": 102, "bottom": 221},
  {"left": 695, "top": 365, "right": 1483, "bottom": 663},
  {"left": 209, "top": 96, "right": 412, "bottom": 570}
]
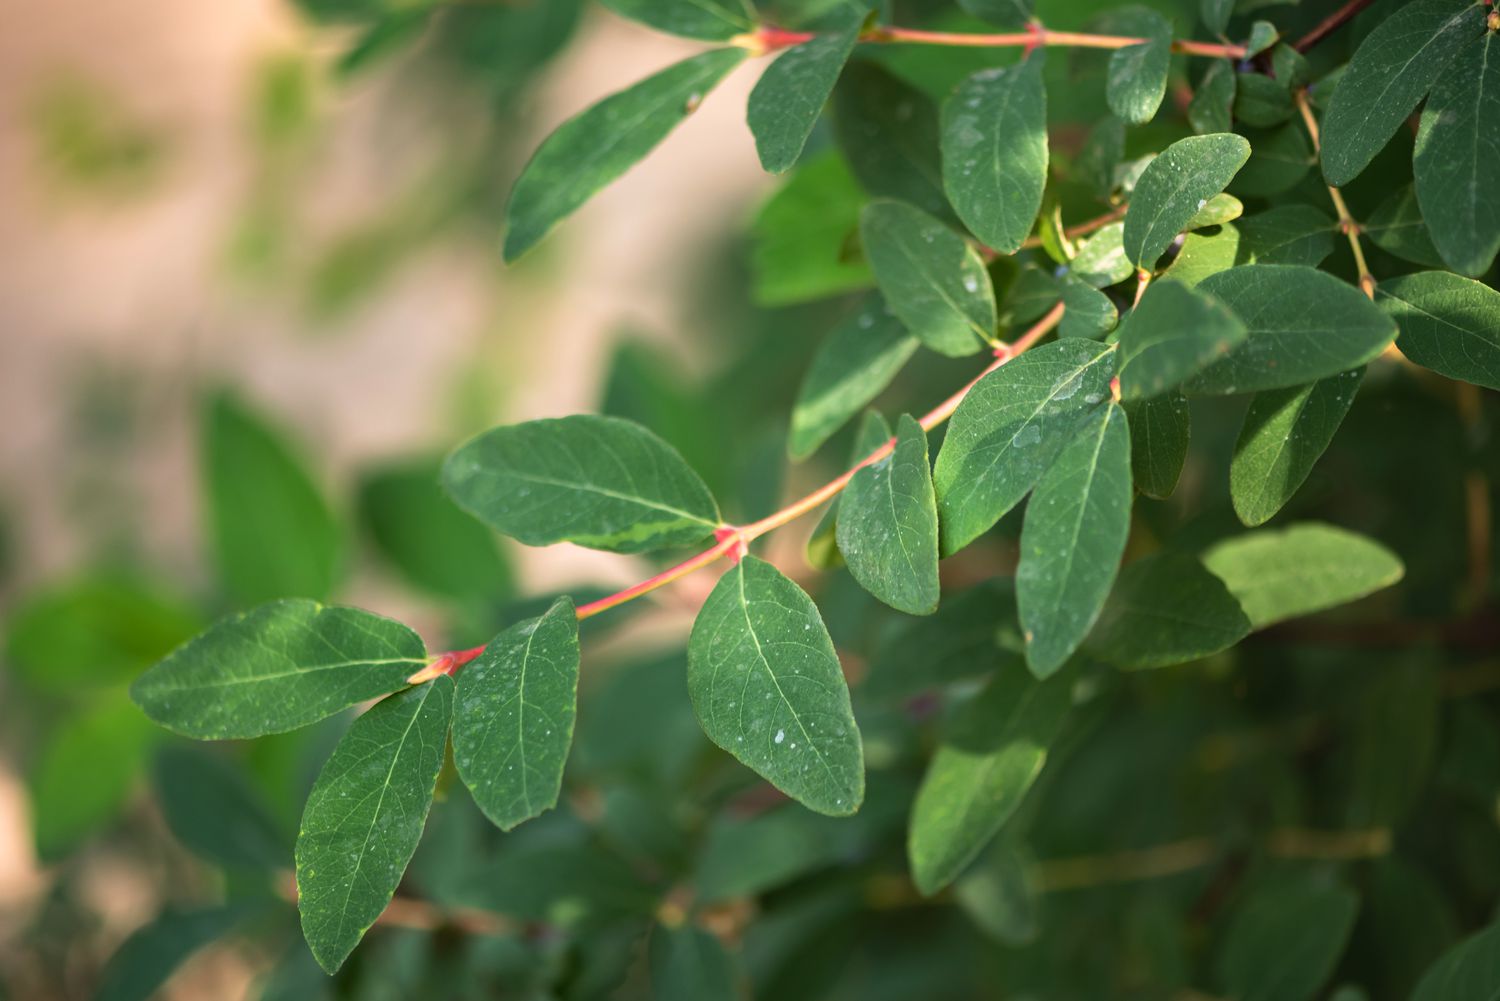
[
  {"left": 1378, "top": 271, "right": 1500, "bottom": 392},
  {"left": 1017, "top": 402, "right": 1132, "bottom": 677},
  {"left": 1202, "top": 522, "right": 1404, "bottom": 629},
  {"left": 650, "top": 924, "right": 739, "bottom": 1001},
  {"left": 1230, "top": 368, "right": 1363, "bottom": 526},
  {"left": 1185, "top": 265, "right": 1396, "bottom": 395},
  {"left": 1412, "top": 922, "right": 1500, "bottom": 1001},
  {"left": 833, "top": 61, "right": 949, "bottom": 219},
  {"left": 1235, "top": 205, "right": 1336, "bottom": 266},
  {"left": 296, "top": 677, "right": 453, "bottom": 973},
  {"left": 1216, "top": 882, "right": 1360, "bottom": 1001},
  {"left": 837, "top": 414, "right": 940, "bottom": 615},
  {"left": 503, "top": 48, "right": 746, "bottom": 260},
  {"left": 131, "top": 600, "right": 425, "bottom": 740},
  {"left": 443, "top": 414, "right": 720, "bottom": 554},
  {"left": 1415, "top": 33, "right": 1500, "bottom": 276},
  {"left": 749, "top": 16, "right": 863, "bottom": 174},
  {"left": 1116, "top": 278, "right": 1247, "bottom": 401},
  {"left": 1123, "top": 133, "right": 1251, "bottom": 269},
  {"left": 95, "top": 907, "right": 252, "bottom": 1001},
  {"left": 908, "top": 664, "right": 1074, "bottom": 894},
  {"left": 808, "top": 409, "right": 891, "bottom": 569},
  {"left": 687, "top": 556, "right": 863, "bottom": 815},
  {"left": 934, "top": 339, "right": 1117, "bottom": 555},
  {"left": 1106, "top": 9, "right": 1172, "bottom": 125},
  {"left": 1125, "top": 392, "right": 1190, "bottom": 500},
  {"left": 1319, "top": 0, "right": 1485, "bottom": 186},
  {"left": 941, "top": 57, "right": 1048, "bottom": 255},
  {"left": 789, "top": 295, "right": 917, "bottom": 460},
  {"left": 453, "top": 596, "right": 580, "bottom": 830},
  {"left": 599, "top": 0, "right": 754, "bottom": 40},
  {"left": 153, "top": 745, "right": 286, "bottom": 869},
  {"left": 860, "top": 199, "right": 995, "bottom": 357},
  {"left": 1086, "top": 551, "right": 1251, "bottom": 668}
]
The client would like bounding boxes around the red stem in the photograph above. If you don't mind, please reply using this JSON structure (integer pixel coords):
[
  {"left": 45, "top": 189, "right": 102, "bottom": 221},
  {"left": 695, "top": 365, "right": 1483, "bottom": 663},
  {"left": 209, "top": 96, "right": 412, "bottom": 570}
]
[
  {"left": 755, "top": 24, "right": 1247, "bottom": 59},
  {"left": 1292, "top": 0, "right": 1377, "bottom": 53}
]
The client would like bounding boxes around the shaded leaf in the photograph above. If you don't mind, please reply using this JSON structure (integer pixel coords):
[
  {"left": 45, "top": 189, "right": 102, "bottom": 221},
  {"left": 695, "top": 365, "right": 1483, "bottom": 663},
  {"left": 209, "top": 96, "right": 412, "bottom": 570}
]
[
  {"left": 1106, "top": 9, "right": 1172, "bottom": 124},
  {"left": 958, "top": 0, "right": 1033, "bottom": 29},
  {"left": 837, "top": 414, "right": 939, "bottom": 614},
  {"left": 1070, "top": 221, "right": 1133, "bottom": 288},
  {"left": 833, "top": 61, "right": 949, "bottom": 218},
  {"left": 1116, "top": 278, "right": 1247, "bottom": 400},
  {"left": 31, "top": 697, "right": 158, "bottom": 860},
  {"left": 1412, "top": 922, "right": 1500, "bottom": 1001},
  {"left": 749, "top": 16, "right": 863, "bottom": 173},
  {"left": 750, "top": 151, "right": 873, "bottom": 306},
  {"left": 1188, "top": 59, "right": 1235, "bottom": 135},
  {"left": 954, "top": 839, "right": 1038, "bottom": 946},
  {"left": 651, "top": 925, "right": 739, "bottom": 1001},
  {"left": 153, "top": 745, "right": 286, "bottom": 869},
  {"left": 1378, "top": 270, "right": 1500, "bottom": 392},
  {"left": 1365, "top": 183, "right": 1446, "bottom": 268},
  {"left": 1216, "top": 882, "right": 1360, "bottom": 1001},
  {"left": 1235, "top": 204, "right": 1335, "bottom": 265},
  {"left": 599, "top": 0, "right": 754, "bottom": 40},
  {"left": 95, "top": 907, "right": 253, "bottom": 1001},
  {"left": 1058, "top": 275, "right": 1119, "bottom": 339},
  {"left": 1123, "top": 133, "right": 1250, "bottom": 269},
  {"left": 1125, "top": 392, "right": 1190, "bottom": 500},
  {"left": 863, "top": 578, "right": 1025, "bottom": 700},
  {"left": 1086, "top": 551, "right": 1251, "bottom": 668}
]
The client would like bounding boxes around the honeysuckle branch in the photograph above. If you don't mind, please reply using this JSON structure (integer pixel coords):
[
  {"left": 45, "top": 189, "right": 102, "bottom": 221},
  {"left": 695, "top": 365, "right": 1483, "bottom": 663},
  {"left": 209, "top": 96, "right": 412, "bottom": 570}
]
[
  {"left": 1292, "top": 0, "right": 1378, "bottom": 53},
  {"left": 1292, "top": 88, "right": 1377, "bottom": 300},
  {"left": 741, "top": 23, "right": 1249, "bottom": 59}
]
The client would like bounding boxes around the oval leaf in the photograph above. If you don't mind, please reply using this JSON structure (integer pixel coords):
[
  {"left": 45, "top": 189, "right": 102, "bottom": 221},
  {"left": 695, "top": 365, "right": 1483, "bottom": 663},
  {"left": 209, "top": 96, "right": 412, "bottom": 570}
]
[
  {"left": 749, "top": 17, "right": 862, "bottom": 174},
  {"left": 1116, "top": 278, "right": 1248, "bottom": 400},
  {"left": 1123, "top": 133, "right": 1251, "bottom": 270},
  {"left": 1412, "top": 922, "right": 1500, "bottom": 1001},
  {"left": 1086, "top": 551, "right": 1251, "bottom": 668},
  {"left": 1215, "top": 882, "right": 1360, "bottom": 1001},
  {"left": 837, "top": 414, "right": 940, "bottom": 615},
  {"left": 808, "top": 409, "right": 891, "bottom": 569},
  {"left": 650, "top": 924, "right": 739, "bottom": 1001},
  {"left": 1377, "top": 271, "right": 1500, "bottom": 391},
  {"left": 1106, "top": 9, "right": 1172, "bottom": 124},
  {"left": 1125, "top": 392, "right": 1190, "bottom": 500},
  {"left": 1236, "top": 204, "right": 1336, "bottom": 266},
  {"left": 833, "top": 61, "right": 950, "bottom": 219}
]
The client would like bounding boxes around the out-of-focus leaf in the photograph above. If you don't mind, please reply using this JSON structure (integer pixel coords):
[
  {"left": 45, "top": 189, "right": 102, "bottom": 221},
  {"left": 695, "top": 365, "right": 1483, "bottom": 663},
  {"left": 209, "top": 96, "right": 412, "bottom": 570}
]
[
  {"left": 1235, "top": 205, "right": 1336, "bottom": 266},
  {"left": 651, "top": 925, "right": 739, "bottom": 1000},
  {"left": 1086, "top": 551, "right": 1251, "bottom": 668},
  {"left": 1365, "top": 184, "right": 1446, "bottom": 268},
  {"left": 599, "top": 0, "right": 755, "bottom": 40},
  {"left": 1215, "top": 882, "right": 1359, "bottom": 1001},
  {"left": 953, "top": 839, "right": 1038, "bottom": 945},
  {"left": 1116, "top": 279, "right": 1247, "bottom": 401},
  {"left": 1343, "top": 660, "right": 1439, "bottom": 828},
  {"left": 751, "top": 151, "right": 873, "bottom": 307},
  {"left": 833, "top": 61, "right": 949, "bottom": 218},
  {"left": 1070, "top": 221, "right": 1133, "bottom": 288},
  {"left": 153, "top": 745, "right": 287, "bottom": 869},
  {"left": 958, "top": 0, "right": 1033, "bottom": 29},
  {"left": 1188, "top": 59, "right": 1235, "bottom": 134},
  {"left": 1231, "top": 122, "right": 1314, "bottom": 196},
  {"left": 95, "top": 906, "right": 254, "bottom": 1001},
  {"left": 1411, "top": 922, "right": 1500, "bottom": 1001}
]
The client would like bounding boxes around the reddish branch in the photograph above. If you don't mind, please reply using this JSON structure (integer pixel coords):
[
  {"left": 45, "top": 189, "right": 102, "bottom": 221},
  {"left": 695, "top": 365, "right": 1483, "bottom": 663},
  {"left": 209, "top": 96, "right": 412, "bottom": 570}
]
[
  {"left": 750, "top": 23, "right": 1247, "bottom": 59},
  {"left": 1292, "top": 0, "right": 1378, "bottom": 52}
]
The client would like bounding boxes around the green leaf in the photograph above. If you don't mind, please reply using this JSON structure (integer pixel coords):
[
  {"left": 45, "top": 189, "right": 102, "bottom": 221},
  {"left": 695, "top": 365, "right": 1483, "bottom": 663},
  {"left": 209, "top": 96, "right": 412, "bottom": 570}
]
[
  {"left": 1215, "top": 882, "right": 1360, "bottom": 1001},
  {"left": 296, "top": 677, "right": 453, "bottom": 973},
  {"left": 860, "top": 199, "right": 995, "bottom": 357},
  {"left": 153, "top": 745, "right": 286, "bottom": 869},
  {"left": 1319, "top": 0, "right": 1485, "bottom": 186},
  {"left": 1378, "top": 271, "right": 1500, "bottom": 392},
  {"left": 1202, "top": 522, "right": 1404, "bottom": 629},
  {"left": 1415, "top": 33, "right": 1500, "bottom": 276},
  {"left": 1201, "top": 0, "right": 1233, "bottom": 35},
  {"left": 598, "top": 0, "right": 754, "bottom": 40},
  {"left": 1085, "top": 551, "right": 1251, "bottom": 668},
  {"left": 953, "top": 839, "right": 1038, "bottom": 945},
  {"left": 453, "top": 596, "right": 580, "bottom": 830},
  {"left": 934, "top": 339, "right": 1117, "bottom": 556},
  {"left": 95, "top": 906, "right": 252, "bottom": 1001},
  {"left": 1116, "top": 278, "right": 1248, "bottom": 401},
  {"left": 203, "top": 392, "right": 342, "bottom": 604},
  {"left": 789, "top": 295, "right": 917, "bottom": 460},
  {"left": 1106, "top": 9, "right": 1172, "bottom": 124},
  {"left": 1164, "top": 225, "right": 1242, "bottom": 287},
  {"left": 863, "top": 578, "right": 1025, "bottom": 700},
  {"left": 750, "top": 150, "right": 873, "bottom": 306},
  {"left": 837, "top": 414, "right": 940, "bottom": 615},
  {"left": 1188, "top": 59, "right": 1236, "bottom": 135},
  {"left": 502, "top": 48, "right": 746, "bottom": 260},
  {"left": 650, "top": 925, "right": 739, "bottom": 1001},
  {"left": 1070, "top": 221, "right": 1133, "bottom": 288},
  {"left": 749, "top": 16, "right": 862, "bottom": 173},
  {"left": 1125, "top": 392, "right": 1190, "bottom": 500},
  {"left": 1231, "top": 121, "right": 1314, "bottom": 196},
  {"left": 941, "top": 57, "right": 1048, "bottom": 255},
  {"left": 1017, "top": 401, "right": 1132, "bottom": 677},
  {"left": 1235, "top": 205, "right": 1336, "bottom": 265},
  {"left": 1185, "top": 192, "right": 1242, "bottom": 230},
  {"left": 1123, "top": 133, "right": 1251, "bottom": 270},
  {"left": 1058, "top": 275, "right": 1119, "bottom": 339},
  {"left": 358, "top": 457, "right": 513, "bottom": 603},
  {"left": 833, "top": 61, "right": 950, "bottom": 219},
  {"left": 1344, "top": 661, "right": 1439, "bottom": 828},
  {"left": 131, "top": 600, "right": 426, "bottom": 740},
  {"left": 1412, "top": 922, "right": 1500, "bottom": 1001},
  {"left": 808, "top": 409, "right": 891, "bottom": 568},
  {"left": 908, "top": 664, "right": 1074, "bottom": 894},
  {"left": 1185, "top": 265, "right": 1396, "bottom": 395},
  {"left": 1365, "top": 183, "right": 1446, "bottom": 268},
  {"left": 442, "top": 414, "right": 720, "bottom": 554},
  {"left": 958, "top": 0, "right": 1033, "bottom": 29},
  {"left": 687, "top": 556, "right": 864, "bottom": 815},
  {"left": 1233, "top": 72, "right": 1294, "bottom": 127},
  {"left": 1230, "top": 368, "right": 1363, "bottom": 526}
]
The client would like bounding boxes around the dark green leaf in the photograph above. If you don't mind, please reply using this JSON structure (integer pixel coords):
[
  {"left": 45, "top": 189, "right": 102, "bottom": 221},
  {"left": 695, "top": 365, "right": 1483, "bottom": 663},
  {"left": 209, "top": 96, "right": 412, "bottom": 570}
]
[
  {"left": 934, "top": 339, "right": 1117, "bottom": 555},
  {"left": 1201, "top": 0, "right": 1233, "bottom": 35},
  {"left": 1125, "top": 392, "right": 1190, "bottom": 500},
  {"left": 958, "top": 0, "right": 1034, "bottom": 29},
  {"left": 453, "top": 596, "right": 580, "bottom": 830},
  {"left": 1235, "top": 205, "right": 1336, "bottom": 265},
  {"left": 750, "top": 151, "right": 873, "bottom": 306},
  {"left": 1412, "top": 922, "right": 1500, "bottom": 1001},
  {"left": 1058, "top": 275, "right": 1119, "bottom": 339},
  {"left": 31, "top": 697, "right": 158, "bottom": 860},
  {"left": 1344, "top": 660, "right": 1439, "bottom": 828},
  {"left": 833, "top": 61, "right": 950, "bottom": 218},
  {"left": 941, "top": 57, "right": 1048, "bottom": 255},
  {"left": 1378, "top": 271, "right": 1500, "bottom": 391},
  {"left": 1365, "top": 183, "right": 1446, "bottom": 268},
  {"left": 599, "top": 0, "right": 754, "bottom": 40},
  {"left": 808, "top": 409, "right": 891, "bottom": 568},
  {"left": 837, "top": 414, "right": 940, "bottom": 614},
  {"left": 1233, "top": 72, "right": 1294, "bottom": 127},
  {"left": 1245, "top": 20, "right": 1279, "bottom": 57},
  {"left": 749, "top": 17, "right": 863, "bottom": 173},
  {"left": 131, "top": 600, "right": 426, "bottom": 740},
  {"left": 860, "top": 199, "right": 995, "bottom": 357},
  {"left": 789, "top": 295, "right": 917, "bottom": 460},
  {"left": 863, "top": 578, "right": 1025, "bottom": 700},
  {"left": 1106, "top": 9, "right": 1172, "bottom": 124},
  {"left": 95, "top": 907, "right": 252, "bottom": 1001},
  {"left": 1216, "top": 882, "right": 1360, "bottom": 1001},
  {"left": 1319, "top": 0, "right": 1485, "bottom": 186},
  {"left": 1188, "top": 59, "right": 1236, "bottom": 135},
  {"left": 1186, "top": 265, "right": 1396, "bottom": 394},
  {"left": 503, "top": 48, "right": 747, "bottom": 260},
  {"left": 908, "top": 664, "right": 1074, "bottom": 894},
  {"left": 296, "top": 677, "right": 453, "bottom": 973},
  {"left": 1086, "top": 551, "right": 1251, "bottom": 668},
  {"left": 1116, "top": 278, "right": 1247, "bottom": 400},
  {"left": 1202, "top": 522, "right": 1404, "bottom": 629},
  {"left": 1070, "top": 221, "right": 1133, "bottom": 287},
  {"left": 442, "top": 414, "right": 720, "bottom": 554},
  {"left": 1230, "top": 368, "right": 1363, "bottom": 526},
  {"left": 1123, "top": 133, "right": 1251, "bottom": 270},
  {"left": 1075, "top": 116, "right": 1126, "bottom": 199},
  {"left": 687, "top": 556, "right": 864, "bottom": 815},
  {"left": 153, "top": 745, "right": 286, "bottom": 869},
  {"left": 1230, "top": 121, "right": 1314, "bottom": 196},
  {"left": 650, "top": 925, "right": 739, "bottom": 1001},
  {"left": 1017, "top": 401, "right": 1132, "bottom": 677},
  {"left": 953, "top": 839, "right": 1038, "bottom": 945}
]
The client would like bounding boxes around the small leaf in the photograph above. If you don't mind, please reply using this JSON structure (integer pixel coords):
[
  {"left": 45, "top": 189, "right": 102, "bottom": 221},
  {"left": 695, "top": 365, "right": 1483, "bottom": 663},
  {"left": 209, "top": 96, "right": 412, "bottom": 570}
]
[
  {"left": 1185, "top": 193, "right": 1242, "bottom": 230},
  {"left": 1086, "top": 551, "right": 1251, "bottom": 668},
  {"left": 749, "top": 16, "right": 863, "bottom": 174},
  {"left": 1070, "top": 221, "right": 1133, "bottom": 288},
  {"left": 958, "top": 0, "right": 1034, "bottom": 29},
  {"left": 751, "top": 151, "right": 873, "bottom": 306},
  {"left": 1412, "top": 922, "right": 1500, "bottom": 1001},
  {"left": 1188, "top": 59, "right": 1236, "bottom": 135},
  {"left": 789, "top": 295, "right": 917, "bottom": 460},
  {"left": 1058, "top": 275, "right": 1119, "bottom": 339},
  {"left": 687, "top": 556, "right": 864, "bottom": 815},
  {"left": 453, "top": 596, "right": 580, "bottom": 830},
  {"left": 1415, "top": 34, "right": 1500, "bottom": 277},
  {"left": 1164, "top": 225, "right": 1242, "bottom": 287},
  {"left": 1017, "top": 401, "right": 1132, "bottom": 677},
  {"left": 296, "top": 677, "right": 453, "bottom": 973},
  {"left": 1106, "top": 9, "right": 1172, "bottom": 125},
  {"left": 941, "top": 56, "right": 1048, "bottom": 255},
  {"left": 1319, "top": 0, "right": 1485, "bottom": 186},
  {"left": 1201, "top": 0, "right": 1233, "bottom": 35},
  {"left": 833, "top": 61, "right": 950, "bottom": 219},
  {"left": 1216, "top": 882, "right": 1360, "bottom": 1001},
  {"left": 1230, "top": 368, "right": 1364, "bottom": 526},
  {"left": 1366, "top": 183, "right": 1446, "bottom": 268},
  {"left": 153, "top": 745, "right": 286, "bottom": 869},
  {"left": 1123, "top": 133, "right": 1251, "bottom": 270},
  {"left": 1235, "top": 205, "right": 1335, "bottom": 265},
  {"left": 1186, "top": 265, "right": 1396, "bottom": 395},
  {"left": 1233, "top": 72, "right": 1294, "bottom": 126},
  {"left": 837, "top": 414, "right": 940, "bottom": 615},
  {"left": 934, "top": 340, "right": 1117, "bottom": 556},
  {"left": 443, "top": 414, "right": 720, "bottom": 554},
  {"left": 95, "top": 907, "right": 253, "bottom": 1001},
  {"left": 863, "top": 578, "right": 1025, "bottom": 700},
  {"left": 1116, "top": 279, "right": 1247, "bottom": 401},
  {"left": 1202, "top": 522, "right": 1404, "bottom": 629},
  {"left": 1125, "top": 392, "right": 1190, "bottom": 500},
  {"left": 598, "top": 0, "right": 754, "bottom": 41},
  {"left": 131, "top": 600, "right": 426, "bottom": 740},
  {"left": 908, "top": 664, "right": 1074, "bottom": 894},
  {"left": 954, "top": 840, "right": 1038, "bottom": 946},
  {"left": 860, "top": 199, "right": 995, "bottom": 357},
  {"left": 503, "top": 48, "right": 746, "bottom": 260},
  {"left": 1377, "top": 271, "right": 1500, "bottom": 391},
  {"left": 808, "top": 409, "right": 891, "bottom": 568},
  {"left": 650, "top": 925, "right": 739, "bottom": 1001},
  {"left": 1245, "top": 20, "right": 1279, "bottom": 57}
]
